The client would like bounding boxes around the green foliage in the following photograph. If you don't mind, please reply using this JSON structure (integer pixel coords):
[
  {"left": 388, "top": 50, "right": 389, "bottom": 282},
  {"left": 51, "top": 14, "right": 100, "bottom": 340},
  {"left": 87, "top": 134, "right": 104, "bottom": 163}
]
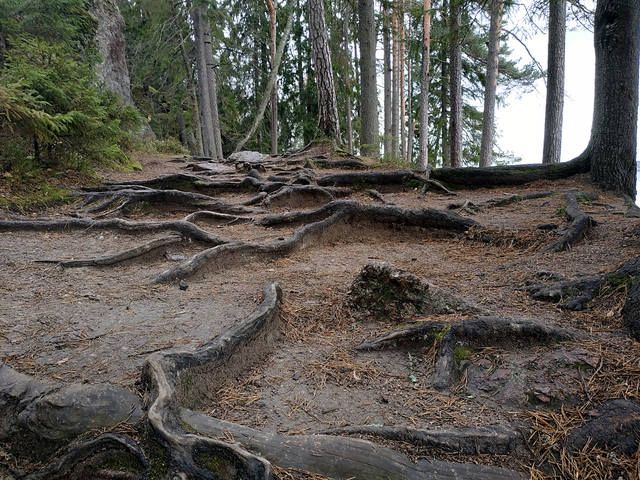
[{"left": 0, "top": 0, "right": 140, "bottom": 174}]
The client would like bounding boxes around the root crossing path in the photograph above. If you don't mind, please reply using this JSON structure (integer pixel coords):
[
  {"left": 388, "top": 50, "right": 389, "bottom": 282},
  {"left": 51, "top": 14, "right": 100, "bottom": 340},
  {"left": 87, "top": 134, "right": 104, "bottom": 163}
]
[{"left": 1, "top": 147, "right": 639, "bottom": 480}]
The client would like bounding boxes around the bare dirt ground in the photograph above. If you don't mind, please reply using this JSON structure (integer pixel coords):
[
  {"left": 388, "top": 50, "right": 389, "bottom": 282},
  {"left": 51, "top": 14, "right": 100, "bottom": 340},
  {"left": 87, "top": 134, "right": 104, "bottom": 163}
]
[{"left": 1, "top": 148, "right": 640, "bottom": 479}]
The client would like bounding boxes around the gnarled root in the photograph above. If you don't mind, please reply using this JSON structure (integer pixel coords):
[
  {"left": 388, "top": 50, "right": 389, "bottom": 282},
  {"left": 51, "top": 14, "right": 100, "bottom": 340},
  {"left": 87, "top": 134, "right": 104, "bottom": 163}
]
[
  {"left": 324, "top": 424, "right": 521, "bottom": 455},
  {"left": 155, "top": 201, "right": 478, "bottom": 283},
  {"left": 357, "top": 317, "right": 575, "bottom": 390},
  {"left": 545, "top": 191, "right": 596, "bottom": 252}
]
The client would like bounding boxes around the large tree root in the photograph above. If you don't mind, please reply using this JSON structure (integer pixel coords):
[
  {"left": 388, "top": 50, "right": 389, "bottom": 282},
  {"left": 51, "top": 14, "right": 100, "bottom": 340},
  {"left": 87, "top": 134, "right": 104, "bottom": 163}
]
[
  {"left": 317, "top": 169, "right": 456, "bottom": 195},
  {"left": 356, "top": 317, "right": 575, "bottom": 390},
  {"left": 77, "top": 188, "right": 260, "bottom": 216},
  {"left": 262, "top": 185, "right": 349, "bottom": 209},
  {"left": 178, "top": 411, "right": 525, "bottom": 480},
  {"left": 25, "top": 434, "right": 148, "bottom": 480},
  {"left": 448, "top": 191, "right": 556, "bottom": 213},
  {"left": 0, "top": 217, "right": 228, "bottom": 244},
  {"left": 528, "top": 256, "right": 640, "bottom": 338},
  {"left": 545, "top": 191, "right": 596, "bottom": 252},
  {"left": 154, "top": 201, "right": 478, "bottom": 283},
  {"left": 141, "top": 283, "right": 283, "bottom": 479},
  {"left": 323, "top": 424, "right": 521, "bottom": 455},
  {"left": 36, "top": 233, "right": 183, "bottom": 268},
  {"left": 430, "top": 154, "right": 590, "bottom": 188}
]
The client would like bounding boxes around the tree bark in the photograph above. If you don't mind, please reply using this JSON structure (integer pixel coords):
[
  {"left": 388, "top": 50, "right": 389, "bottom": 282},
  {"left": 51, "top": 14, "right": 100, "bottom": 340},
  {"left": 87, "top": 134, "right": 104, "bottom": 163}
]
[
  {"left": 399, "top": 0, "right": 406, "bottom": 159},
  {"left": 343, "top": 2, "right": 354, "bottom": 154},
  {"left": 478, "top": 0, "right": 504, "bottom": 167},
  {"left": 418, "top": 0, "right": 432, "bottom": 171},
  {"left": 191, "top": 6, "right": 216, "bottom": 158},
  {"left": 392, "top": 4, "right": 400, "bottom": 158},
  {"left": 448, "top": 0, "right": 462, "bottom": 167},
  {"left": 171, "top": 1, "right": 204, "bottom": 156},
  {"left": 407, "top": 55, "right": 413, "bottom": 164},
  {"left": 383, "top": 3, "right": 393, "bottom": 158},
  {"left": 200, "top": 9, "right": 224, "bottom": 160},
  {"left": 266, "top": 0, "right": 278, "bottom": 155},
  {"left": 542, "top": 0, "right": 566, "bottom": 164},
  {"left": 358, "top": 0, "right": 380, "bottom": 157},
  {"left": 587, "top": 0, "right": 639, "bottom": 197},
  {"left": 308, "top": 0, "right": 341, "bottom": 140},
  {"left": 439, "top": 0, "right": 450, "bottom": 167}
]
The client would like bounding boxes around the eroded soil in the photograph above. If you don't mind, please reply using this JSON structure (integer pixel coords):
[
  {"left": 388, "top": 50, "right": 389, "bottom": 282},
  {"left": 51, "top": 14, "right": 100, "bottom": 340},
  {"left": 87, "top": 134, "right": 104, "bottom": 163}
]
[{"left": 2, "top": 149, "right": 640, "bottom": 479}]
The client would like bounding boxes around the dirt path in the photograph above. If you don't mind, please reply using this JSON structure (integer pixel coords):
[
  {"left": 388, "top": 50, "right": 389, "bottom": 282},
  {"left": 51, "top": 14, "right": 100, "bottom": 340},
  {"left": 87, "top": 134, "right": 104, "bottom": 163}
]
[{"left": 1, "top": 148, "right": 639, "bottom": 479}]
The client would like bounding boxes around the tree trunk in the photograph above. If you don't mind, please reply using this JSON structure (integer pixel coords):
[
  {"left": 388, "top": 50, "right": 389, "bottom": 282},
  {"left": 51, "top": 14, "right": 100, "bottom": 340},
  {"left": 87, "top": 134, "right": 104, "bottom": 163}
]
[
  {"left": 542, "top": 0, "right": 566, "bottom": 164},
  {"left": 383, "top": 3, "right": 392, "bottom": 158},
  {"left": 191, "top": 6, "right": 216, "bottom": 158},
  {"left": 235, "top": 12, "right": 294, "bottom": 153},
  {"left": 172, "top": 1, "right": 204, "bottom": 157},
  {"left": 358, "top": 0, "right": 379, "bottom": 156},
  {"left": 407, "top": 55, "right": 413, "bottom": 164},
  {"left": 200, "top": 10, "right": 224, "bottom": 160},
  {"left": 308, "top": 0, "right": 341, "bottom": 140},
  {"left": 478, "top": 0, "right": 504, "bottom": 167},
  {"left": 439, "top": 0, "right": 450, "bottom": 167},
  {"left": 391, "top": 4, "right": 400, "bottom": 158},
  {"left": 399, "top": 0, "right": 406, "bottom": 159},
  {"left": 343, "top": 3, "right": 354, "bottom": 154},
  {"left": 418, "top": 0, "right": 432, "bottom": 171},
  {"left": 588, "top": 0, "right": 639, "bottom": 197},
  {"left": 266, "top": 0, "right": 278, "bottom": 155},
  {"left": 448, "top": 0, "right": 462, "bottom": 168}
]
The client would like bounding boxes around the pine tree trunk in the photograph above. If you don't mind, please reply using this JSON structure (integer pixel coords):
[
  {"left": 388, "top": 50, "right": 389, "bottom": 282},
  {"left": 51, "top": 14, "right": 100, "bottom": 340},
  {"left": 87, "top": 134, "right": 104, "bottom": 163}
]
[
  {"left": 343, "top": 3, "right": 354, "bottom": 154},
  {"left": 172, "top": 1, "right": 204, "bottom": 156},
  {"left": 588, "top": 0, "right": 639, "bottom": 197},
  {"left": 542, "top": 0, "right": 566, "bottom": 164},
  {"left": 191, "top": 6, "right": 216, "bottom": 158},
  {"left": 448, "top": 0, "right": 463, "bottom": 168},
  {"left": 478, "top": 0, "right": 503, "bottom": 167},
  {"left": 399, "top": 0, "right": 406, "bottom": 159},
  {"left": 407, "top": 55, "right": 413, "bottom": 164},
  {"left": 200, "top": 9, "right": 224, "bottom": 160},
  {"left": 440, "top": 0, "right": 450, "bottom": 167},
  {"left": 392, "top": 4, "right": 400, "bottom": 159},
  {"left": 418, "top": 0, "right": 432, "bottom": 171},
  {"left": 308, "top": 0, "right": 340, "bottom": 140},
  {"left": 266, "top": 0, "right": 278, "bottom": 155},
  {"left": 358, "top": 0, "right": 379, "bottom": 156},
  {"left": 383, "top": 3, "right": 392, "bottom": 158}
]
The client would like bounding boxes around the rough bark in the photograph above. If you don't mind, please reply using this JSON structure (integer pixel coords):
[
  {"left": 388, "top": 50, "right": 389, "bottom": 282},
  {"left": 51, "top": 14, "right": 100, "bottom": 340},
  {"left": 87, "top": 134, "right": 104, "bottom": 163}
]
[
  {"left": 478, "top": 0, "right": 504, "bottom": 167},
  {"left": 358, "top": 0, "right": 380, "bottom": 157},
  {"left": 399, "top": 0, "right": 406, "bottom": 159},
  {"left": 448, "top": 0, "right": 463, "bottom": 167},
  {"left": 191, "top": 6, "right": 216, "bottom": 158},
  {"left": 542, "top": 0, "right": 566, "bottom": 164},
  {"left": 343, "top": 4, "right": 354, "bottom": 154},
  {"left": 587, "top": 0, "right": 639, "bottom": 197},
  {"left": 308, "top": 0, "right": 341, "bottom": 140},
  {"left": 392, "top": 4, "right": 400, "bottom": 158},
  {"left": 200, "top": 8, "right": 224, "bottom": 160},
  {"left": 545, "top": 190, "right": 595, "bottom": 252},
  {"left": 384, "top": 3, "right": 393, "bottom": 158},
  {"left": 267, "top": 0, "right": 278, "bottom": 156},
  {"left": 418, "top": 0, "right": 432, "bottom": 171}
]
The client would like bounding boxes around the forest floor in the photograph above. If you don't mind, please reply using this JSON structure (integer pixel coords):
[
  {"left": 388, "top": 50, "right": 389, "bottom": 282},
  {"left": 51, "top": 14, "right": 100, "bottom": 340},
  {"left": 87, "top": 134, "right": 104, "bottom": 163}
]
[{"left": 1, "top": 146, "right": 639, "bottom": 479}]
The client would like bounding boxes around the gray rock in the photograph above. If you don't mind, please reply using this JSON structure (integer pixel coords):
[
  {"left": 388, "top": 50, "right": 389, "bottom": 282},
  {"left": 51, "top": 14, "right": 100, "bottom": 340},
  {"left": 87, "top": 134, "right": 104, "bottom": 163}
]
[{"left": 228, "top": 151, "right": 268, "bottom": 164}]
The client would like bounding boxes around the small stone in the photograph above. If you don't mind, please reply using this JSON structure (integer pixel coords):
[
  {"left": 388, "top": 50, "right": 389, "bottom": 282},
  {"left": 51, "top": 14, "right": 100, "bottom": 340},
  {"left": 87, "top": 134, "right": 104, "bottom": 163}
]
[
  {"left": 179, "top": 280, "right": 189, "bottom": 291},
  {"left": 292, "top": 373, "right": 300, "bottom": 381}
]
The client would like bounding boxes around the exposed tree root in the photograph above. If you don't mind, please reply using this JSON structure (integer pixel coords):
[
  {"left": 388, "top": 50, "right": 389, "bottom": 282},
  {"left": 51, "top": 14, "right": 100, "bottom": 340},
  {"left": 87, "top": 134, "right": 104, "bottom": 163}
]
[
  {"left": 184, "top": 211, "right": 254, "bottom": 224},
  {"left": 0, "top": 217, "right": 228, "bottom": 244},
  {"left": 77, "top": 188, "right": 259, "bottom": 215},
  {"left": 430, "top": 154, "right": 590, "bottom": 188},
  {"left": 448, "top": 191, "right": 556, "bottom": 212},
  {"left": 36, "top": 234, "right": 183, "bottom": 268},
  {"left": 179, "top": 412, "right": 525, "bottom": 480},
  {"left": 324, "top": 424, "right": 521, "bottom": 455},
  {"left": 262, "top": 185, "right": 348, "bottom": 209},
  {"left": 528, "top": 256, "right": 640, "bottom": 338},
  {"left": 356, "top": 316, "right": 575, "bottom": 390},
  {"left": 366, "top": 189, "right": 394, "bottom": 204},
  {"left": 305, "top": 156, "right": 369, "bottom": 170},
  {"left": 317, "top": 169, "right": 456, "bottom": 196},
  {"left": 142, "top": 283, "right": 283, "bottom": 479},
  {"left": 25, "top": 434, "right": 148, "bottom": 480},
  {"left": 545, "top": 191, "right": 596, "bottom": 252},
  {"left": 155, "top": 201, "right": 478, "bottom": 283}
]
